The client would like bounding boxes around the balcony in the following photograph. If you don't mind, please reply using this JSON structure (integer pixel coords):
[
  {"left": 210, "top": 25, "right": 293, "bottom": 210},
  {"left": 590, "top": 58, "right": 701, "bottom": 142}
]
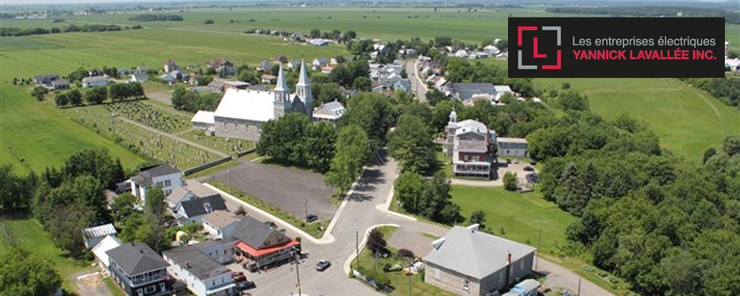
[{"left": 129, "top": 270, "right": 167, "bottom": 286}]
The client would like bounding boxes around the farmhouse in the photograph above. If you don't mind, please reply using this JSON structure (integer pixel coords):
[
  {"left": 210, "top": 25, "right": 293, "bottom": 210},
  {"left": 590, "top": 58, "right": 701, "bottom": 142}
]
[
  {"left": 81, "top": 76, "right": 108, "bottom": 88},
  {"left": 165, "top": 179, "right": 220, "bottom": 210},
  {"left": 260, "top": 74, "right": 277, "bottom": 84},
  {"left": 312, "top": 57, "right": 329, "bottom": 70},
  {"left": 106, "top": 243, "right": 171, "bottom": 296},
  {"left": 131, "top": 72, "right": 148, "bottom": 83},
  {"left": 163, "top": 241, "right": 237, "bottom": 296},
  {"left": 423, "top": 225, "right": 536, "bottom": 296},
  {"left": 194, "top": 61, "right": 313, "bottom": 141},
  {"left": 444, "top": 112, "right": 497, "bottom": 179},
  {"left": 208, "top": 57, "right": 236, "bottom": 76},
  {"left": 127, "top": 163, "right": 183, "bottom": 203},
  {"left": 164, "top": 59, "right": 180, "bottom": 73},
  {"left": 312, "top": 100, "right": 345, "bottom": 123},
  {"left": 83, "top": 223, "right": 117, "bottom": 249}
]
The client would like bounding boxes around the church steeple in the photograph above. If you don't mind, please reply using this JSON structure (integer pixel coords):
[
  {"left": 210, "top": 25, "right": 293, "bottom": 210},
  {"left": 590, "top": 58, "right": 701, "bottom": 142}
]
[
  {"left": 275, "top": 63, "right": 289, "bottom": 93},
  {"left": 295, "top": 59, "right": 313, "bottom": 118}
]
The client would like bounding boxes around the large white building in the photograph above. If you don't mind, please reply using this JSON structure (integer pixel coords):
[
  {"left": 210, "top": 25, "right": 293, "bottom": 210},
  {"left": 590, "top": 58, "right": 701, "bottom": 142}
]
[
  {"left": 191, "top": 61, "right": 313, "bottom": 141},
  {"left": 444, "top": 112, "right": 497, "bottom": 179},
  {"left": 127, "top": 164, "right": 183, "bottom": 204}
]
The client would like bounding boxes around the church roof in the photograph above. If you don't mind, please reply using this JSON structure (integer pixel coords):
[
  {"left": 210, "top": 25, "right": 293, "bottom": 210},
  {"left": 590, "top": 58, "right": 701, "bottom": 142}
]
[
  {"left": 213, "top": 88, "right": 277, "bottom": 122},
  {"left": 274, "top": 64, "right": 289, "bottom": 92},
  {"left": 297, "top": 59, "right": 310, "bottom": 88}
]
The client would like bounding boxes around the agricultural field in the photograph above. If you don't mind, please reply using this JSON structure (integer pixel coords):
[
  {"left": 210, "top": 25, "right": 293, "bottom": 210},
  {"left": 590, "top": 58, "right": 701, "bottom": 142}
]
[
  {"left": 0, "top": 27, "right": 346, "bottom": 173},
  {"left": 536, "top": 77, "right": 740, "bottom": 162},
  {"left": 63, "top": 106, "right": 220, "bottom": 169},
  {"left": 180, "top": 129, "right": 255, "bottom": 154}
]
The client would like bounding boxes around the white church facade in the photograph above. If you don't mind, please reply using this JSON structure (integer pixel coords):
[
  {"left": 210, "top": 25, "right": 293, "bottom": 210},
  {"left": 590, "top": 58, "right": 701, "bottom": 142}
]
[{"left": 191, "top": 60, "right": 313, "bottom": 141}]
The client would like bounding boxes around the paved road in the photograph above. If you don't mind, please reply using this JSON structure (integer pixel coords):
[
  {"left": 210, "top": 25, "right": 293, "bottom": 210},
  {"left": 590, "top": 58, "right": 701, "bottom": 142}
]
[
  {"left": 405, "top": 60, "right": 428, "bottom": 102},
  {"left": 211, "top": 152, "right": 614, "bottom": 296},
  {"left": 115, "top": 116, "right": 228, "bottom": 157}
]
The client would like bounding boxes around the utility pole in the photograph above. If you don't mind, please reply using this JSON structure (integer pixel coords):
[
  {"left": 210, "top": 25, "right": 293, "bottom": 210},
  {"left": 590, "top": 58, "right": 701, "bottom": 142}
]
[
  {"left": 355, "top": 230, "right": 361, "bottom": 269},
  {"left": 577, "top": 277, "right": 581, "bottom": 296},
  {"left": 294, "top": 248, "right": 302, "bottom": 296},
  {"left": 536, "top": 225, "right": 542, "bottom": 270},
  {"left": 407, "top": 259, "right": 413, "bottom": 296},
  {"left": 304, "top": 197, "right": 309, "bottom": 220}
]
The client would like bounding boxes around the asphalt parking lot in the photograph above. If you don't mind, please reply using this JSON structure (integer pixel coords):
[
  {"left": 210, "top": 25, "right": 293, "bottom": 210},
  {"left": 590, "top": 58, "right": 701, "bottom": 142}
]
[{"left": 206, "top": 161, "right": 337, "bottom": 220}]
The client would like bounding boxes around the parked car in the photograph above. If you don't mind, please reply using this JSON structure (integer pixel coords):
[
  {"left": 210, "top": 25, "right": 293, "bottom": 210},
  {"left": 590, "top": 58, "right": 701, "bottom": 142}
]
[
  {"left": 306, "top": 214, "right": 318, "bottom": 223},
  {"left": 315, "top": 259, "right": 331, "bottom": 271},
  {"left": 235, "top": 281, "right": 256, "bottom": 291},
  {"left": 524, "top": 166, "right": 535, "bottom": 172},
  {"left": 232, "top": 272, "right": 246, "bottom": 282}
]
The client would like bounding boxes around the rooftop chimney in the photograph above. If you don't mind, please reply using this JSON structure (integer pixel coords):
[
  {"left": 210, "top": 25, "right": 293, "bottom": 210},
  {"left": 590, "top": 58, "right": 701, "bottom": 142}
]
[
  {"left": 467, "top": 224, "right": 480, "bottom": 232},
  {"left": 431, "top": 237, "right": 446, "bottom": 250}
]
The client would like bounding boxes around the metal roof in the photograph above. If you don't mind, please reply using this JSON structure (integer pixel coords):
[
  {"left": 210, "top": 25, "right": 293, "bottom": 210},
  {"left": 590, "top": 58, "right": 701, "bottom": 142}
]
[{"left": 83, "top": 223, "right": 117, "bottom": 239}]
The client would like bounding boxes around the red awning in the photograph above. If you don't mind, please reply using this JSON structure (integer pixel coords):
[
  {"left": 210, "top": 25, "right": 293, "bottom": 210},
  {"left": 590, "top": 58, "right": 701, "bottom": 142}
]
[{"left": 236, "top": 240, "right": 299, "bottom": 257}]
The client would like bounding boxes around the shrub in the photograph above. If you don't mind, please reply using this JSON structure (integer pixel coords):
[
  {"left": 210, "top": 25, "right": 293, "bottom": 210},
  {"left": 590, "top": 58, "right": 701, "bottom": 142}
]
[{"left": 398, "top": 248, "right": 415, "bottom": 259}]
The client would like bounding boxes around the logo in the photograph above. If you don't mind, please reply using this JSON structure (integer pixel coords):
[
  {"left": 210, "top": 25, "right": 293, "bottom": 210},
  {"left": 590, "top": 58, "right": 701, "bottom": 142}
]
[
  {"left": 509, "top": 18, "right": 724, "bottom": 78},
  {"left": 517, "top": 26, "right": 561, "bottom": 70}
]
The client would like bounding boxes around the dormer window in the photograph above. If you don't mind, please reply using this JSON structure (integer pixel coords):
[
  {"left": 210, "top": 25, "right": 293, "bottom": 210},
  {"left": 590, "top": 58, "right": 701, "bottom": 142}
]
[{"left": 203, "top": 202, "right": 213, "bottom": 213}]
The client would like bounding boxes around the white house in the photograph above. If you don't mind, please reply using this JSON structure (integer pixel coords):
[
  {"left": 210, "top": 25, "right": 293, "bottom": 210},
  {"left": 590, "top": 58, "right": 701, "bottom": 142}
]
[
  {"left": 83, "top": 223, "right": 117, "bottom": 250},
  {"left": 130, "top": 72, "right": 148, "bottom": 83},
  {"left": 493, "top": 85, "right": 514, "bottom": 103},
  {"left": 127, "top": 164, "right": 183, "bottom": 204},
  {"left": 312, "top": 100, "right": 345, "bottom": 123},
  {"left": 81, "top": 76, "right": 109, "bottom": 88},
  {"left": 202, "top": 210, "right": 242, "bottom": 240},
  {"left": 91, "top": 235, "right": 121, "bottom": 275},
  {"left": 163, "top": 241, "right": 237, "bottom": 296}
]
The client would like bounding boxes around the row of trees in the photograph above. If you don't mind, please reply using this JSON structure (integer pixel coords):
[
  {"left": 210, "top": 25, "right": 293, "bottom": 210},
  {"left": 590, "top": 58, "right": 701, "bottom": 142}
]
[
  {"left": 393, "top": 171, "right": 463, "bottom": 225},
  {"left": 171, "top": 86, "right": 221, "bottom": 113},
  {"left": 680, "top": 77, "right": 740, "bottom": 107},
  {"left": 0, "top": 24, "right": 128, "bottom": 37},
  {"left": 128, "top": 14, "right": 183, "bottom": 21},
  {"left": 54, "top": 83, "right": 144, "bottom": 107},
  {"left": 256, "top": 113, "right": 338, "bottom": 173}
]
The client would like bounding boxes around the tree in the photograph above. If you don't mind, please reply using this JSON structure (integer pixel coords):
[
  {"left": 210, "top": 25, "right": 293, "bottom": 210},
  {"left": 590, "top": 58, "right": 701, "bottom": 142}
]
[
  {"left": 67, "top": 67, "right": 89, "bottom": 82},
  {"left": 68, "top": 89, "right": 82, "bottom": 106},
  {"left": 341, "top": 30, "right": 356, "bottom": 42},
  {"left": 31, "top": 86, "right": 48, "bottom": 101},
  {"left": 387, "top": 114, "right": 436, "bottom": 173},
  {"left": 54, "top": 92, "right": 69, "bottom": 107},
  {"left": 144, "top": 185, "right": 168, "bottom": 252},
  {"left": 722, "top": 135, "right": 740, "bottom": 156},
  {"left": 352, "top": 76, "right": 372, "bottom": 91},
  {"left": 469, "top": 210, "right": 486, "bottom": 229},
  {"left": 325, "top": 125, "right": 369, "bottom": 195},
  {"left": 203, "top": 19, "right": 214, "bottom": 24},
  {"left": 235, "top": 205, "right": 247, "bottom": 216},
  {"left": 366, "top": 228, "right": 387, "bottom": 255},
  {"left": 303, "top": 122, "right": 338, "bottom": 172},
  {"left": 127, "top": 82, "right": 145, "bottom": 98},
  {"left": 557, "top": 90, "right": 590, "bottom": 111},
  {"left": 0, "top": 164, "right": 35, "bottom": 216},
  {"left": 110, "top": 192, "right": 136, "bottom": 222},
  {"left": 309, "top": 28, "right": 321, "bottom": 38},
  {"left": 503, "top": 172, "right": 518, "bottom": 191},
  {"left": 314, "top": 82, "right": 343, "bottom": 105},
  {"left": 398, "top": 248, "right": 415, "bottom": 259},
  {"left": 45, "top": 200, "right": 95, "bottom": 258},
  {"left": 256, "top": 113, "right": 311, "bottom": 165},
  {"left": 0, "top": 248, "right": 62, "bottom": 296},
  {"left": 342, "top": 92, "right": 394, "bottom": 151},
  {"left": 426, "top": 88, "right": 446, "bottom": 106},
  {"left": 108, "top": 82, "right": 129, "bottom": 102},
  {"left": 84, "top": 86, "right": 107, "bottom": 104},
  {"left": 394, "top": 171, "right": 425, "bottom": 214}
]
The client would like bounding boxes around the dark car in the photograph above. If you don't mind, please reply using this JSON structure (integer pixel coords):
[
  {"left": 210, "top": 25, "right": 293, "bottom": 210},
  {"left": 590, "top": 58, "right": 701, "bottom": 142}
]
[
  {"left": 235, "top": 281, "right": 256, "bottom": 291},
  {"left": 315, "top": 259, "right": 331, "bottom": 271},
  {"left": 523, "top": 166, "right": 535, "bottom": 172},
  {"left": 306, "top": 214, "right": 318, "bottom": 223}
]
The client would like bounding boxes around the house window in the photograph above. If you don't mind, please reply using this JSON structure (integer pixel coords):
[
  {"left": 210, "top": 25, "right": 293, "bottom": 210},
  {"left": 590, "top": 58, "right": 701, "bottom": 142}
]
[
  {"left": 463, "top": 279, "right": 469, "bottom": 291},
  {"left": 165, "top": 190, "right": 172, "bottom": 196},
  {"left": 434, "top": 268, "right": 440, "bottom": 280},
  {"left": 165, "top": 180, "right": 171, "bottom": 187},
  {"left": 137, "top": 288, "right": 143, "bottom": 296},
  {"left": 160, "top": 282, "right": 166, "bottom": 292},
  {"left": 145, "top": 284, "right": 156, "bottom": 294}
]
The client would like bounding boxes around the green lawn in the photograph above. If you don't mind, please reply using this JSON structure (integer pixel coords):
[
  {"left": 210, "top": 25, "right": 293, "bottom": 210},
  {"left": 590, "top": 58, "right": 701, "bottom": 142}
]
[
  {"left": 536, "top": 77, "right": 740, "bottom": 163},
  {"left": 450, "top": 186, "right": 576, "bottom": 254},
  {"left": 351, "top": 226, "right": 458, "bottom": 296},
  {"left": 0, "top": 219, "right": 91, "bottom": 293}
]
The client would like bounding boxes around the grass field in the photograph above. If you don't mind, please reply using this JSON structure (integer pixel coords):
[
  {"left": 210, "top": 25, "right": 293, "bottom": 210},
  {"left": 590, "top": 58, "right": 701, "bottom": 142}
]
[
  {"left": 351, "top": 226, "right": 458, "bottom": 296},
  {"left": 449, "top": 186, "right": 576, "bottom": 254},
  {"left": 0, "top": 28, "right": 346, "bottom": 173},
  {"left": 536, "top": 77, "right": 740, "bottom": 162},
  {"left": 0, "top": 219, "right": 91, "bottom": 292}
]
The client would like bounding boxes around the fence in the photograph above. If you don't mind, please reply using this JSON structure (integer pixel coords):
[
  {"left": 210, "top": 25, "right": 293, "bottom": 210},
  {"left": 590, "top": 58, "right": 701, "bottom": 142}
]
[{"left": 183, "top": 156, "right": 232, "bottom": 176}]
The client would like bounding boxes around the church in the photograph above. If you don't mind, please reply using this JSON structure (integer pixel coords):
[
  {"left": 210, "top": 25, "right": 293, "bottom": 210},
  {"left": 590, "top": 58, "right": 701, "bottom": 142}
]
[{"left": 190, "top": 60, "right": 313, "bottom": 141}]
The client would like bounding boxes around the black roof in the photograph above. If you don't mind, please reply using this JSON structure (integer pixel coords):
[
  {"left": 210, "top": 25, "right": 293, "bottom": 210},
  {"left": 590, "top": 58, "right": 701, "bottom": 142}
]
[
  {"left": 230, "top": 216, "right": 290, "bottom": 250},
  {"left": 106, "top": 243, "right": 169, "bottom": 275},
  {"left": 180, "top": 195, "right": 227, "bottom": 218},
  {"left": 163, "top": 241, "right": 232, "bottom": 280},
  {"left": 142, "top": 163, "right": 181, "bottom": 177}
]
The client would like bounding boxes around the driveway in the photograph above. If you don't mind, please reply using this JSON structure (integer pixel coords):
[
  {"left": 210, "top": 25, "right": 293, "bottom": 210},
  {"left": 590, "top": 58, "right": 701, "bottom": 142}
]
[
  {"left": 387, "top": 227, "right": 436, "bottom": 257},
  {"left": 73, "top": 272, "right": 113, "bottom": 296},
  {"left": 204, "top": 161, "right": 337, "bottom": 220}
]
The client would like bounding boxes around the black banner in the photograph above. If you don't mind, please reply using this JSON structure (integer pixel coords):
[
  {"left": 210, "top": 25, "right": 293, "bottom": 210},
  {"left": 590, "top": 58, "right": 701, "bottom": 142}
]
[{"left": 508, "top": 17, "right": 725, "bottom": 78}]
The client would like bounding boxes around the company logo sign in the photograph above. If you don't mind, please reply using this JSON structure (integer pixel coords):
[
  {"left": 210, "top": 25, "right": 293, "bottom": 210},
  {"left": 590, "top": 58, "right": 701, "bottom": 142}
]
[{"left": 509, "top": 18, "right": 724, "bottom": 78}]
